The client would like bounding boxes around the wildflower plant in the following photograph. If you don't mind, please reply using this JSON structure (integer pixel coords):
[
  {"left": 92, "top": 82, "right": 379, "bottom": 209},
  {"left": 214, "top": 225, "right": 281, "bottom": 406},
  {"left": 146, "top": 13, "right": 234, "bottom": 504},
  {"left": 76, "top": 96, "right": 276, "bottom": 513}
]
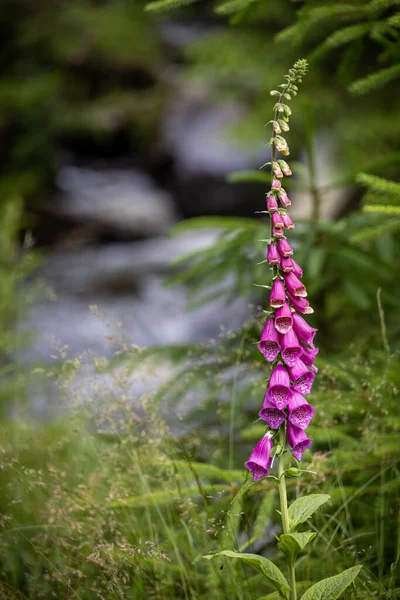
[{"left": 205, "top": 60, "right": 362, "bottom": 600}]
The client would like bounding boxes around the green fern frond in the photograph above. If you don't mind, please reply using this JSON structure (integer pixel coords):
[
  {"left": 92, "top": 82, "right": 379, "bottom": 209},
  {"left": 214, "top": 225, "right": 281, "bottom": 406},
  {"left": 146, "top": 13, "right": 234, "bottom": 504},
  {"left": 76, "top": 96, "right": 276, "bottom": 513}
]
[
  {"left": 227, "top": 170, "right": 271, "bottom": 184},
  {"left": 145, "top": 0, "right": 201, "bottom": 12},
  {"left": 387, "top": 12, "right": 400, "bottom": 26},
  {"left": 215, "top": 0, "right": 258, "bottom": 15},
  {"left": 357, "top": 172, "right": 400, "bottom": 198},
  {"left": 367, "top": 0, "right": 400, "bottom": 11},
  {"left": 349, "top": 64, "right": 400, "bottom": 94},
  {"left": 309, "top": 23, "right": 373, "bottom": 60},
  {"left": 363, "top": 205, "right": 400, "bottom": 214},
  {"left": 351, "top": 216, "right": 400, "bottom": 241}
]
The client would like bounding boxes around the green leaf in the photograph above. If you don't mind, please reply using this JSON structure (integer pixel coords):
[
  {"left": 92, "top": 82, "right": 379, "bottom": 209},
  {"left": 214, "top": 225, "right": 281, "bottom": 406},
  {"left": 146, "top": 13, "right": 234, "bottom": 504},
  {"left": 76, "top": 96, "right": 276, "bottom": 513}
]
[
  {"left": 284, "top": 468, "right": 317, "bottom": 478},
  {"left": 288, "top": 494, "right": 330, "bottom": 530},
  {"left": 278, "top": 532, "right": 317, "bottom": 560},
  {"left": 203, "top": 551, "right": 290, "bottom": 597},
  {"left": 300, "top": 565, "right": 362, "bottom": 600}
]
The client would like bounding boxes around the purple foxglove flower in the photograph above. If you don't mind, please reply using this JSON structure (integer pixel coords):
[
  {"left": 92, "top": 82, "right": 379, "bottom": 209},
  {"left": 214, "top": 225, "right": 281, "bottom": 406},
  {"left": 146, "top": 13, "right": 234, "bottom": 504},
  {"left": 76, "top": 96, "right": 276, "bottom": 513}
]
[
  {"left": 272, "top": 178, "right": 282, "bottom": 190},
  {"left": 288, "top": 390, "right": 314, "bottom": 429},
  {"left": 277, "top": 238, "right": 293, "bottom": 257},
  {"left": 267, "top": 363, "right": 291, "bottom": 409},
  {"left": 292, "top": 259, "right": 303, "bottom": 278},
  {"left": 301, "top": 345, "right": 319, "bottom": 366},
  {"left": 272, "top": 211, "right": 284, "bottom": 228},
  {"left": 278, "top": 160, "right": 292, "bottom": 176},
  {"left": 278, "top": 189, "right": 291, "bottom": 207},
  {"left": 259, "top": 395, "right": 286, "bottom": 429},
  {"left": 288, "top": 293, "right": 314, "bottom": 314},
  {"left": 311, "top": 364, "right": 318, "bottom": 373},
  {"left": 258, "top": 317, "right": 280, "bottom": 361},
  {"left": 280, "top": 329, "right": 303, "bottom": 368},
  {"left": 289, "top": 359, "right": 315, "bottom": 395},
  {"left": 284, "top": 273, "right": 307, "bottom": 298},
  {"left": 281, "top": 257, "right": 294, "bottom": 273},
  {"left": 292, "top": 313, "right": 317, "bottom": 345},
  {"left": 275, "top": 302, "right": 293, "bottom": 334},
  {"left": 267, "top": 243, "right": 280, "bottom": 265},
  {"left": 287, "top": 422, "right": 312, "bottom": 461},
  {"left": 245, "top": 433, "right": 273, "bottom": 481},
  {"left": 272, "top": 226, "right": 284, "bottom": 239},
  {"left": 270, "top": 279, "right": 286, "bottom": 308},
  {"left": 267, "top": 193, "right": 278, "bottom": 212},
  {"left": 282, "top": 212, "right": 294, "bottom": 229},
  {"left": 272, "top": 162, "right": 284, "bottom": 178}
]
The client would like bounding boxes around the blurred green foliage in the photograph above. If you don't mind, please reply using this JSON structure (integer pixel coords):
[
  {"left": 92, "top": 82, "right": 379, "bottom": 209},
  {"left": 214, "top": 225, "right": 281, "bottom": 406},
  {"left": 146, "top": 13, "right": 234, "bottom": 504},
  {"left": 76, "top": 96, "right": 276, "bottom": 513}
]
[
  {"left": 0, "top": 0, "right": 400, "bottom": 598},
  {"left": 0, "top": 0, "right": 167, "bottom": 203}
]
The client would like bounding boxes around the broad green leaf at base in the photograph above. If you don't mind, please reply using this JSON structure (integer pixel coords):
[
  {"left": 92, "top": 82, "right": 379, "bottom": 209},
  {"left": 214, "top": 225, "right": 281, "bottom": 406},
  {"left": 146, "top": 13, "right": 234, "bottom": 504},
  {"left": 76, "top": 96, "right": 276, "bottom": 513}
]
[
  {"left": 300, "top": 565, "right": 362, "bottom": 600},
  {"left": 203, "top": 550, "right": 290, "bottom": 598}
]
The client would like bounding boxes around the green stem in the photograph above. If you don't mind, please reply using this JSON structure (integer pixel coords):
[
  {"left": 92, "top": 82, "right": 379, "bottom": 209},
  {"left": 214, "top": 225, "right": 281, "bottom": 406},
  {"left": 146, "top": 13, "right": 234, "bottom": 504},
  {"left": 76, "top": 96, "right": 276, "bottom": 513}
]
[{"left": 278, "top": 427, "right": 297, "bottom": 600}]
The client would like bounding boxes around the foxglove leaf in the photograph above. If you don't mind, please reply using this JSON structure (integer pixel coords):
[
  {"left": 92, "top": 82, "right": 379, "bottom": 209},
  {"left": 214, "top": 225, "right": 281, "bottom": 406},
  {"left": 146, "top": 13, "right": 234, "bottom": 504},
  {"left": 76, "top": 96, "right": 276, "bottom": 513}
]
[
  {"left": 204, "top": 551, "right": 290, "bottom": 598},
  {"left": 300, "top": 565, "right": 362, "bottom": 600},
  {"left": 288, "top": 494, "right": 330, "bottom": 530}
]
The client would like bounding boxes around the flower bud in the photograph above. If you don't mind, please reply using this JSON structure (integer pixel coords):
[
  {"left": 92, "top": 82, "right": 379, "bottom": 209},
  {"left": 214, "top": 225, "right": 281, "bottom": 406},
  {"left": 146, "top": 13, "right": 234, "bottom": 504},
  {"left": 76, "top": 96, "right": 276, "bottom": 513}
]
[
  {"left": 272, "top": 178, "right": 281, "bottom": 190},
  {"left": 270, "top": 279, "right": 286, "bottom": 308},
  {"left": 282, "top": 212, "right": 294, "bottom": 229},
  {"left": 272, "top": 226, "right": 284, "bottom": 239},
  {"left": 273, "top": 121, "right": 281, "bottom": 134},
  {"left": 267, "top": 193, "right": 278, "bottom": 212},
  {"left": 278, "top": 189, "right": 291, "bottom": 207},
  {"left": 277, "top": 238, "right": 293, "bottom": 257},
  {"left": 278, "top": 160, "right": 292, "bottom": 176},
  {"left": 267, "top": 243, "right": 280, "bottom": 265},
  {"left": 272, "top": 211, "right": 284, "bottom": 229},
  {"left": 272, "top": 162, "right": 284, "bottom": 178}
]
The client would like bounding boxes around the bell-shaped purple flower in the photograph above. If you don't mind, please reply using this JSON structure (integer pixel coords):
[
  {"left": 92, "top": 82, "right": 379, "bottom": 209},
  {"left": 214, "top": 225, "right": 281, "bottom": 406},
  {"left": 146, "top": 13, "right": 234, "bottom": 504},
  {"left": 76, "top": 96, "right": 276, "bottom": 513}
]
[
  {"left": 267, "top": 243, "right": 280, "bottom": 265},
  {"left": 292, "top": 313, "right": 317, "bottom": 345},
  {"left": 282, "top": 212, "right": 294, "bottom": 230},
  {"left": 288, "top": 390, "right": 314, "bottom": 429},
  {"left": 258, "top": 317, "right": 280, "bottom": 362},
  {"left": 277, "top": 238, "right": 293, "bottom": 257},
  {"left": 272, "top": 226, "right": 284, "bottom": 239},
  {"left": 280, "top": 329, "right": 303, "bottom": 368},
  {"left": 245, "top": 434, "right": 273, "bottom": 481},
  {"left": 259, "top": 395, "right": 286, "bottom": 429},
  {"left": 289, "top": 359, "right": 315, "bottom": 395},
  {"left": 301, "top": 345, "right": 319, "bottom": 366},
  {"left": 278, "top": 189, "right": 291, "bottom": 207},
  {"left": 288, "top": 293, "right": 314, "bottom": 314},
  {"left": 267, "top": 193, "right": 278, "bottom": 212},
  {"left": 272, "top": 211, "right": 284, "bottom": 229},
  {"left": 287, "top": 422, "right": 312, "bottom": 461},
  {"left": 284, "top": 273, "right": 307, "bottom": 298},
  {"left": 267, "top": 363, "right": 291, "bottom": 409},
  {"left": 270, "top": 279, "right": 286, "bottom": 308},
  {"left": 292, "top": 259, "right": 303, "bottom": 278},
  {"left": 275, "top": 302, "right": 293, "bottom": 334},
  {"left": 281, "top": 257, "right": 294, "bottom": 273}
]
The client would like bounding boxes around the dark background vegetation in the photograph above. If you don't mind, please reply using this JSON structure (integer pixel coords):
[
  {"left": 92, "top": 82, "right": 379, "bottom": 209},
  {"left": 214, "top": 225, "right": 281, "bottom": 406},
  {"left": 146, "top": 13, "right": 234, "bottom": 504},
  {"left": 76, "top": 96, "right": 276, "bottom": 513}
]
[{"left": 0, "top": 1, "right": 399, "bottom": 598}]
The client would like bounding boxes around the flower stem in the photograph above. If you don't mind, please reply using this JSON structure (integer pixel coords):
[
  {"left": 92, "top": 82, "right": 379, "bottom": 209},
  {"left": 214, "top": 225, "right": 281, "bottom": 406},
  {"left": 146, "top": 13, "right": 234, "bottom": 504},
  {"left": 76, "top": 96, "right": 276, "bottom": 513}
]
[{"left": 278, "top": 427, "right": 297, "bottom": 600}]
